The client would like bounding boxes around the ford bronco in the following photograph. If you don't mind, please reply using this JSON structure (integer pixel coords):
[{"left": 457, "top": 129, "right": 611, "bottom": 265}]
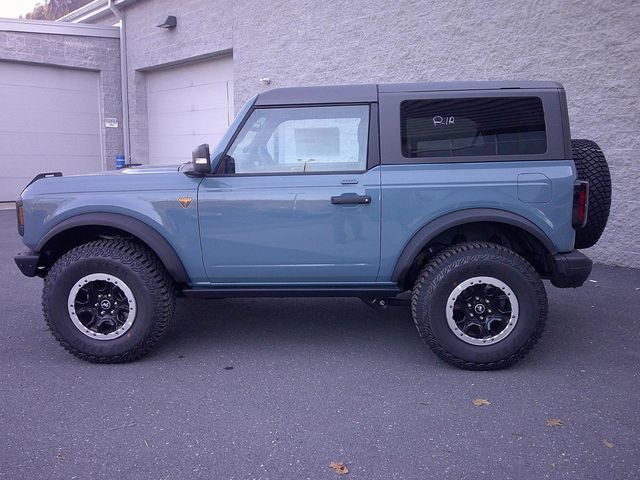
[{"left": 14, "top": 81, "right": 611, "bottom": 369}]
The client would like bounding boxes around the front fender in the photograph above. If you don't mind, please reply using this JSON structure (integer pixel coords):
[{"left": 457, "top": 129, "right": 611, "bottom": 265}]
[{"left": 36, "top": 212, "right": 191, "bottom": 283}]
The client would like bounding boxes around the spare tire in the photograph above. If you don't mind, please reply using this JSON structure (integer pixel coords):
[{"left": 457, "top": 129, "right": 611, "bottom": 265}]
[{"left": 571, "top": 139, "right": 611, "bottom": 249}]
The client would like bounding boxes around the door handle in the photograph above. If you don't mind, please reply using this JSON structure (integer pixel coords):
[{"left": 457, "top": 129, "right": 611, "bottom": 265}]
[{"left": 331, "top": 193, "right": 371, "bottom": 205}]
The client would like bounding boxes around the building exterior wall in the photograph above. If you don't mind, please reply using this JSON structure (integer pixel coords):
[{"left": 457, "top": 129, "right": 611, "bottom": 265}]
[
  {"left": 80, "top": 0, "right": 640, "bottom": 268},
  {"left": 232, "top": 0, "right": 640, "bottom": 268},
  {"left": 0, "top": 23, "right": 123, "bottom": 170},
  {"left": 109, "top": 0, "right": 233, "bottom": 163}
]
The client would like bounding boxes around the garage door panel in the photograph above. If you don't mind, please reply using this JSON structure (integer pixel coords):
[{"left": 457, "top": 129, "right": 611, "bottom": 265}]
[
  {"left": 0, "top": 111, "right": 100, "bottom": 136},
  {"left": 0, "top": 132, "right": 101, "bottom": 156},
  {"left": 146, "top": 82, "right": 229, "bottom": 115},
  {"left": 1, "top": 153, "right": 102, "bottom": 175},
  {"left": 146, "top": 57, "right": 232, "bottom": 92},
  {"left": 0, "top": 85, "right": 99, "bottom": 114},
  {"left": 0, "top": 61, "right": 102, "bottom": 200},
  {"left": 149, "top": 133, "right": 216, "bottom": 161},
  {"left": 146, "top": 56, "right": 233, "bottom": 166},
  {"left": 1, "top": 153, "right": 102, "bottom": 195},
  {"left": 147, "top": 108, "right": 229, "bottom": 136},
  {"left": 0, "top": 63, "right": 99, "bottom": 92}
]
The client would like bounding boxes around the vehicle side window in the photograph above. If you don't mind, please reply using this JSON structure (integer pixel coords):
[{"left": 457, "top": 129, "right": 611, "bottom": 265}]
[
  {"left": 400, "top": 97, "right": 547, "bottom": 158},
  {"left": 224, "top": 105, "right": 369, "bottom": 174}
]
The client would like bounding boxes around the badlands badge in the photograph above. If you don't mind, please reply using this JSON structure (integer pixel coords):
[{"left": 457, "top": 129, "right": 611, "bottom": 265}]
[{"left": 178, "top": 196, "right": 192, "bottom": 208}]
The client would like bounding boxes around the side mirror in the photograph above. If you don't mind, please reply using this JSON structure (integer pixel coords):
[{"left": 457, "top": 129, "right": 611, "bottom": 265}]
[{"left": 192, "top": 144, "right": 211, "bottom": 174}]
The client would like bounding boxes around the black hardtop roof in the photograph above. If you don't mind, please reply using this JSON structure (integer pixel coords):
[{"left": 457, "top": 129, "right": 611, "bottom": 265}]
[{"left": 255, "top": 81, "right": 563, "bottom": 106}]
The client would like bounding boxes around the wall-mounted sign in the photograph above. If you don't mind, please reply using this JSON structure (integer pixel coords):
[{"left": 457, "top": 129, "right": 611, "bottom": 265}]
[{"left": 105, "top": 118, "right": 119, "bottom": 128}]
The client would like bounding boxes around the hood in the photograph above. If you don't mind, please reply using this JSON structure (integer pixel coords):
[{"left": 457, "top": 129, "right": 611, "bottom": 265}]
[{"left": 21, "top": 164, "right": 194, "bottom": 197}]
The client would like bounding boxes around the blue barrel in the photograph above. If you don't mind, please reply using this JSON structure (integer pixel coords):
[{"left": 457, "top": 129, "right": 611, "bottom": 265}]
[{"left": 115, "top": 154, "right": 125, "bottom": 169}]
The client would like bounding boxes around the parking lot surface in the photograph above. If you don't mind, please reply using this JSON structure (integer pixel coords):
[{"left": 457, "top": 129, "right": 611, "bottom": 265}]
[{"left": 0, "top": 210, "right": 638, "bottom": 479}]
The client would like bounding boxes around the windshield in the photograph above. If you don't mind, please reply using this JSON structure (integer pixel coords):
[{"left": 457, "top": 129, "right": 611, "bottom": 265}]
[{"left": 211, "top": 95, "right": 257, "bottom": 162}]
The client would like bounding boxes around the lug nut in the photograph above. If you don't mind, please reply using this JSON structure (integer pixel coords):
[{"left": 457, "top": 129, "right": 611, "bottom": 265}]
[
  {"left": 467, "top": 303, "right": 472, "bottom": 308},
  {"left": 488, "top": 309, "right": 492, "bottom": 313},
  {"left": 100, "top": 311, "right": 105, "bottom": 315},
  {"left": 111, "top": 310, "right": 114, "bottom": 314},
  {"left": 469, "top": 313, "right": 474, "bottom": 318},
  {"left": 485, "top": 299, "right": 490, "bottom": 304},
  {"left": 94, "top": 303, "right": 98, "bottom": 307}
]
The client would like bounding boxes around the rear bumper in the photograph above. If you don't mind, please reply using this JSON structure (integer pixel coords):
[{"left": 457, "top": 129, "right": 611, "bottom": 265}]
[
  {"left": 547, "top": 250, "right": 592, "bottom": 288},
  {"left": 14, "top": 250, "right": 40, "bottom": 277}
]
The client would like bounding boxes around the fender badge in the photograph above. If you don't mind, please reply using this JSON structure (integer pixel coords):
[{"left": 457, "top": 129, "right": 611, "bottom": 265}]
[{"left": 178, "top": 197, "right": 192, "bottom": 208}]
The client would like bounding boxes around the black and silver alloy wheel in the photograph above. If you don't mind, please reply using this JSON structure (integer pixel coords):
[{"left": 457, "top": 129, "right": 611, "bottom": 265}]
[
  {"left": 68, "top": 273, "right": 136, "bottom": 340},
  {"left": 446, "top": 276, "right": 519, "bottom": 346},
  {"left": 412, "top": 242, "right": 547, "bottom": 370},
  {"left": 43, "top": 239, "right": 176, "bottom": 363}
]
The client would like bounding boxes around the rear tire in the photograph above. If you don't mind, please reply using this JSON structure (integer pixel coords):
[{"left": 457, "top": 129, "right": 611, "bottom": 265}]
[
  {"left": 42, "top": 239, "right": 176, "bottom": 363},
  {"left": 412, "top": 242, "right": 547, "bottom": 370},
  {"left": 572, "top": 139, "right": 611, "bottom": 249}
]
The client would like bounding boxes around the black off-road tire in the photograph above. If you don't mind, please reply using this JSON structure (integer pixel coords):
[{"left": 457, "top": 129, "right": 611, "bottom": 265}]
[
  {"left": 572, "top": 139, "right": 611, "bottom": 249},
  {"left": 412, "top": 242, "right": 547, "bottom": 370},
  {"left": 42, "top": 239, "right": 176, "bottom": 363}
]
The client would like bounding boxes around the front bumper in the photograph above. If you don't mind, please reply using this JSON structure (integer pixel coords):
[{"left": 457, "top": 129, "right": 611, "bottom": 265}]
[
  {"left": 547, "top": 250, "right": 592, "bottom": 288},
  {"left": 14, "top": 250, "right": 40, "bottom": 277}
]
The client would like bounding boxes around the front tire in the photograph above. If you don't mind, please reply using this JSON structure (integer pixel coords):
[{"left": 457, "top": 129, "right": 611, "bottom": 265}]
[
  {"left": 42, "top": 239, "right": 176, "bottom": 363},
  {"left": 412, "top": 242, "right": 547, "bottom": 370}
]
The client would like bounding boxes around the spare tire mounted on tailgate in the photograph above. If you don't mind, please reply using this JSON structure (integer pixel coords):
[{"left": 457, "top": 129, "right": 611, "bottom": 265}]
[{"left": 571, "top": 139, "right": 612, "bottom": 249}]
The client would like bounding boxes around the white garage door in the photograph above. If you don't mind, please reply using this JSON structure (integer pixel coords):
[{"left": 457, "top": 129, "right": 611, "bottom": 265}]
[
  {"left": 0, "top": 62, "right": 102, "bottom": 201},
  {"left": 146, "top": 55, "right": 233, "bottom": 165}
]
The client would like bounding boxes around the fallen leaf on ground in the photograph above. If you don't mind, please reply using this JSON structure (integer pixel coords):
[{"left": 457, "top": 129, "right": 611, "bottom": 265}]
[
  {"left": 329, "top": 462, "right": 349, "bottom": 475},
  {"left": 55, "top": 452, "right": 64, "bottom": 460},
  {"left": 603, "top": 439, "right": 614, "bottom": 448},
  {"left": 545, "top": 418, "right": 563, "bottom": 427},
  {"left": 472, "top": 398, "right": 491, "bottom": 406}
]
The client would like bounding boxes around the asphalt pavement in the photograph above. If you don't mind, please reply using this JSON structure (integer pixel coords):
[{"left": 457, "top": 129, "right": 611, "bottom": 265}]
[{"left": 0, "top": 209, "right": 638, "bottom": 479}]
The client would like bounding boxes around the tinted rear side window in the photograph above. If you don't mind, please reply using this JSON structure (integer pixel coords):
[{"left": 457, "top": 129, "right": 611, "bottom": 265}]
[{"left": 400, "top": 97, "right": 546, "bottom": 158}]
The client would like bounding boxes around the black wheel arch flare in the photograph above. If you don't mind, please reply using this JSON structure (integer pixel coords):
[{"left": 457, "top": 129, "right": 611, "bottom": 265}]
[
  {"left": 35, "top": 212, "right": 190, "bottom": 284},
  {"left": 391, "top": 208, "right": 558, "bottom": 285}
]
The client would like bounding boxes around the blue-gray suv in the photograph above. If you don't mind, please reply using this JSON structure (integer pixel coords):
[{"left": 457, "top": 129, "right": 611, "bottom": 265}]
[{"left": 14, "top": 81, "right": 611, "bottom": 369}]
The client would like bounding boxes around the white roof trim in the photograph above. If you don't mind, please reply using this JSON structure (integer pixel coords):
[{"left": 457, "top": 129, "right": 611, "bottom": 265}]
[
  {"left": 57, "top": 0, "right": 136, "bottom": 24},
  {"left": 0, "top": 17, "right": 119, "bottom": 38}
]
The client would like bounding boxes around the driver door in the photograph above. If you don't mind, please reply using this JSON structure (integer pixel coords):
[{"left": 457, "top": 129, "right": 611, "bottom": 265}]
[{"left": 198, "top": 104, "right": 381, "bottom": 284}]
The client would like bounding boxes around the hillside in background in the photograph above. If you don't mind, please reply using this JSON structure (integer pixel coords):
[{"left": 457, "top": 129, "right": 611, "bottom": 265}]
[{"left": 24, "top": 0, "right": 93, "bottom": 21}]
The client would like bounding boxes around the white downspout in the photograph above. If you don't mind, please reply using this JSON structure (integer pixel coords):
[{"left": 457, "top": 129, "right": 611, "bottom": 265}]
[{"left": 108, "top": 0, "right": 131, "bottom": 165}]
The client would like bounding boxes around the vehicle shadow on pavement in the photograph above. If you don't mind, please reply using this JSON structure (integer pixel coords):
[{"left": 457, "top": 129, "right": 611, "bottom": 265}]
[
  {"left": 152, "top": 296, "right": 429, "bottom": 360},
  {"left": 147, "top": 265, "right": 640, "bottom": 375}
]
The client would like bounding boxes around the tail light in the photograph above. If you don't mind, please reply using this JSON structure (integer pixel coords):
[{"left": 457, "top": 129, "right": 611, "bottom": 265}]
[
  {"left": 16, "top": 199, "right": 24, "bottom": 236},
  {"left": 572, "top": 180, "right": 589, "bottom": 228}
]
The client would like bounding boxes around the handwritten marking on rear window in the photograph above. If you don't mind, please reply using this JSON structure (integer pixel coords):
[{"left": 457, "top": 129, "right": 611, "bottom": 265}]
[{"left": 433, "top": 116, "right": 455, "bottom": 126}]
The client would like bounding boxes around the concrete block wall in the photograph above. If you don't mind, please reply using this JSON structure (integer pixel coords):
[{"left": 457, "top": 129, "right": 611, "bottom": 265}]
[
  {"left": 231, "top": 0, "right": 640, "bottom": 268},
  {"left": 86, "top": 0, "right": 639, "bottom": 267},
  {"left": 0, "top": 28, "right": 123, "bottom": 170},
  {"left": 97, "top": 0, "right": 233, "bottom": 163}
]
